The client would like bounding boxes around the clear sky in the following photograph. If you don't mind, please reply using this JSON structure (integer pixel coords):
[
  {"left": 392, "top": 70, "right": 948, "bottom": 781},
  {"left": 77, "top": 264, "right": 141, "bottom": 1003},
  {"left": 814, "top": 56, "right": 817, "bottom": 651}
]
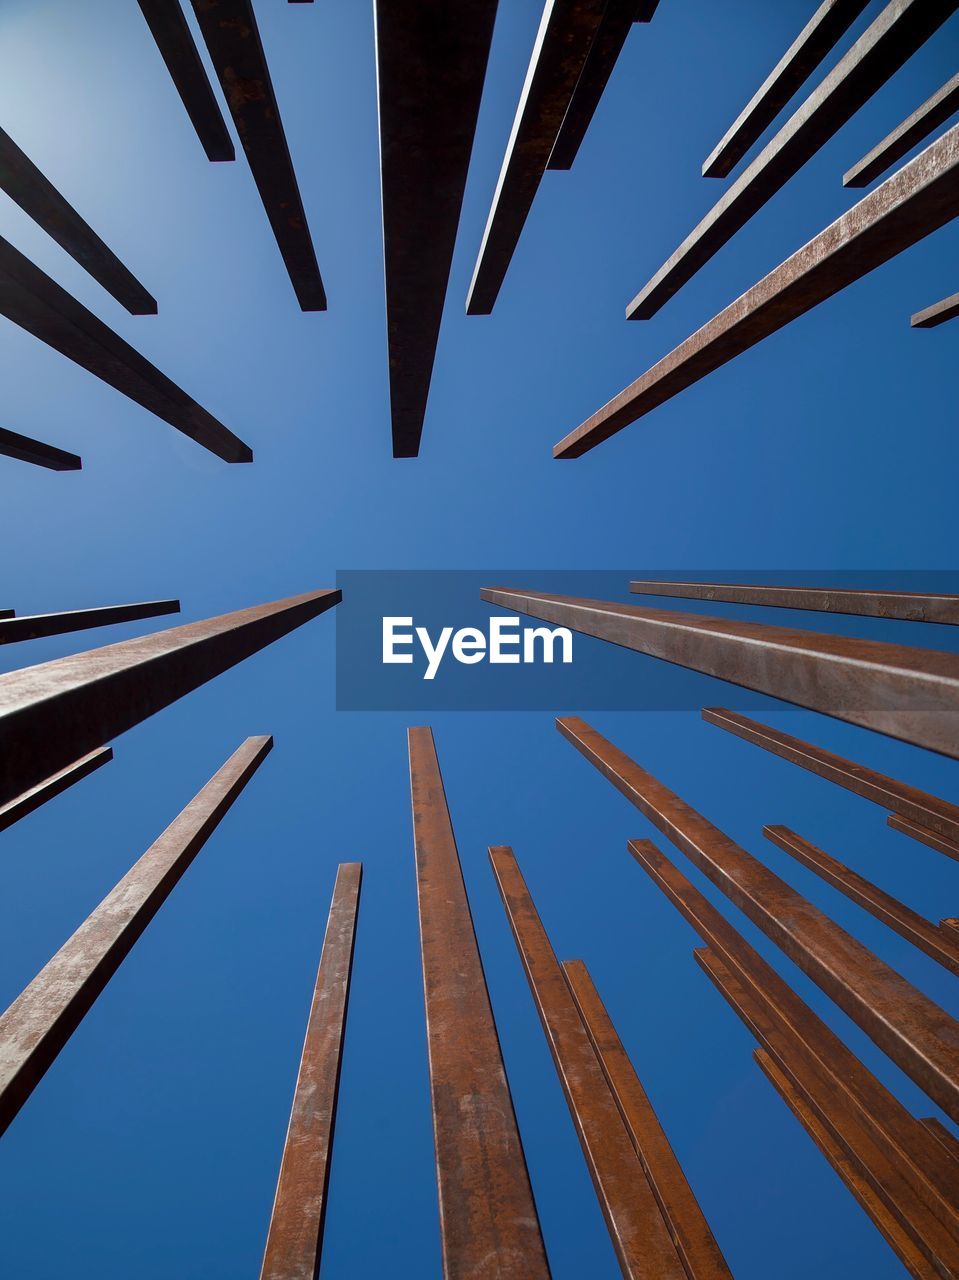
[{"left": 0, "top": 1, "right": 958, "bottom": 1277}]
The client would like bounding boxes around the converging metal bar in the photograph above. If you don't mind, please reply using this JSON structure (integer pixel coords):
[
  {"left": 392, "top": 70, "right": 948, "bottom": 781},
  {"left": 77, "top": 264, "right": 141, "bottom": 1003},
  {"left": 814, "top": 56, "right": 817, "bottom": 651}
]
[
  {"left": 0, "top": 599, "right": 180, "bottom": 645},
  {"left": 0, "top": 748, "right": 113, "bottom": 836},
  {"left": 911, "top": 290, "right": 959, "bottom": 328},
  {"left": 846, "top": 71, "right": 959, "bottom": 187},
  {"left": 629, "top": 579, "right": 959, "bottom": 624},
  {"left": 888, "top": 815, "right": 959, "bottom": 864},
  {"left": 0, "top": 426, "right": 81, "bottom": 471}
]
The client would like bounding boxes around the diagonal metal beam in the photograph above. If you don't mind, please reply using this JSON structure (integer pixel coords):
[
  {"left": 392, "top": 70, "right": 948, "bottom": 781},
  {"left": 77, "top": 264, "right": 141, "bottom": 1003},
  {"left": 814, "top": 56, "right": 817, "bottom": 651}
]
[
  {"left": 0, "top": 748, "right": 113, "bottom": 836},
  {"left": 888, "top": 814, "right": 959, "bottom": 864},
  {"left": 0, "top": 599, "right": 180, "bottom": 645},
  {"left": 0, "top": 425, "right": 81, "bottom": 471},
  {"left": 629, "top": 579, "right": 959, "bottom": 624},
  {"left": 846, "top": 70, "right": 959, "bottom": 188},
  {"left": 911, "top": 289, "right": 959, "bottom": 328}
]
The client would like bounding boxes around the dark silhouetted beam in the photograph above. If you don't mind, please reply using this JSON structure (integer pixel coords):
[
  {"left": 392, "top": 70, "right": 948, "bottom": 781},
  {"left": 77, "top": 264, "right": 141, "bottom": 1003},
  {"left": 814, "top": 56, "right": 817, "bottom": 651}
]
[
  {"left": 259, "top": 862, "right": 361, "bottom": 1280},
  {"left": 629, "top": 579, "right": 959, "bottom": 624},
  {"left": 888, "top": 815, "right": 959, "bottom": 864},
  {"left": 628, "top": 0, "right": 958, "bottom": 319},
  {"left": 190, "top": 0, "right": 326, "bottom": 311},
  {"left": 376, "top": 0, "right": 498, "bottom": 457},
  {"left": 408, "top": 730, "right": 550, "bottom": 1279},
  {"left": 0, "top": 611, "right": 12, "bottom": 620},
  {"left": 0, "top": 735, "right": 271, "bottom": 1136},
  {"left": 137, "top": 0, "right": 236, "bottom": 162},
  {"left": 0, "top": 588, "right": 339, "bottom": 810},
  {"left": 482, "top": 587, "right": 959, "bottom": 759},
  {"left": 0, "top": 426, "right": 81, "bottom": 471},
  {"left": 0, "top": 599, "right": 180, "bottom": 645},
  {"left": 0, "top": 748, "right": 112, "bottom": 836},
  {"left": 490, "top": 844, "right": 685, "bottom": 1279},
  {"left": 557, "top": 120, "right": 959, "bottom": 456},
  {"left": 911, "top": 290, "right": 959, "bottom": 328},
  {"left": 846, "top": 70, "right": 959, "bottom": 187}
]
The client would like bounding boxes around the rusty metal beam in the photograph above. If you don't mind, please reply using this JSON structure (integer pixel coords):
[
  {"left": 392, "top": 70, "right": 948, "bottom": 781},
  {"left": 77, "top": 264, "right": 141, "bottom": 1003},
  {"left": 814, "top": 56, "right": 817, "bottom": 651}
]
[
  {"left": 408, "top": 730, "right": 550, "bottom": 1279},
  {"left": 260, "top": 862, "right": 362, "bottom": 1280},
  {"left": 0, "top": 426, "right": 81, "bottom": 471},
  {"left": 888, "top": 815, "right": 959, "bottom": 864},
  {"left": 846, "top": 70, "right": 959, "bottom": 188},
  {"left": 376, "top": 0, "right": 498, "bottom": 457},
  {"left": 911, "top": 289, "right": 959, "bottom": 328},
  {"left": 189, "top": 0, "right": 325, "bottom": 311},
  {"left": 629, "top": 579, "right": 959, "bottom": 624},
  {"left": 0, "top": 599, "right": 180, "bottom": 646},
  {"left": 0, "top": 735, "right": 271, "bottom": 1136},
  {"left": 922, "top": 1118, "right": 959, "bottom": 1164},
  {"left": 0, "top": 588, "right": 339, "bottom": 810},
  {"left": 0, "top": 747, "right": 112, "bottom": 836}
]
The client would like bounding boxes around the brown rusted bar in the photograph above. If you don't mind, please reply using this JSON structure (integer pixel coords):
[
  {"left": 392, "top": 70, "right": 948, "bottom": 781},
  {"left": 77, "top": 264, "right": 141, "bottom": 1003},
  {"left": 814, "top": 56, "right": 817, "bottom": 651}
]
[
  {"left": 922, "top": 1118, "right": 959, "bottom": 1164},
  {"left": 0, "top": 587, "right": 339, "bottom": 810},
  {"left": 911, "top": 290, "right": 959, "bottom": 329},
  {"left": 557, "top": 716, "right": 959, "bottom": 1121},
  {"left": 557, "top": 120, "right": 959, "bottom": 456},
  {"left": 489, "top": 844, "right": 684, "bottom": 1279},
  {"left": 702, "top": 0, "right": 871, "bottom": 180},
  {"left": 259, "top": 862, "right": 362, "bottom": 1280},
  {"left": 0, "top": 735, "right": 271, "bottom": 1136},
  {"left": 627, "top": 0, "right": 958, "bottom": 320},
  {"left": 0, "top": 599, "right": 180, "bottom": 646},
  {"left": 408, "top": 730, "right": 550, "bottom": 1279},
  {"left": 846, "top": 71, "right": 959, "bottom": 188},
  {"left": 0, "top": 426, "right": 81, "bottom": 472},
  {"left": 0, "top": 747, "right": 113, "bottom": 836},
  {"left": 376, "top": 0, "right": 498, "bottom": 457},
  {"left": 629, "top": 579, "right": 959, "bottom": 624},
  {"left": 483, "top": 587, "right": 959, "bottom": 759},
  {"left": 888, "top": 815, "right": 959, "bottom": 864},
  {"left": 562, "top": 959, "right": 732, "bottom": 1279},
  {"left": 190, "top": 0, "right": 325, "bottom": 311}
]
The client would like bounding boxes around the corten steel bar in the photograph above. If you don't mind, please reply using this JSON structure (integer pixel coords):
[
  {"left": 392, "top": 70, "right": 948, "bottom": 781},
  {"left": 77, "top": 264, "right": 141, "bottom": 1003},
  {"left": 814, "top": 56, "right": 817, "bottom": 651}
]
[
  {"left": 0, "top": 128, "right": 156, "bottom": 314},
  {"left": 482, "top": 587, "right": 959, "bottom": 759},
  {"left": 0, "top": 747, "right": 113, "bottom": 836},
  {"left": 556, "top": 716, "right": 959, "bottom": 1121},
  {"left": 137, "top": 0, "right": 235, "bottom": 162},
  {"left": 702, "top": 0, "right": 872, "bottom": 180},
  {"left": 0, "top": 587, "right": 339, "bottom": 810},
  {"left": 0, "top": 426, "right": 80, "bottom": 471},
  {"left": 189, "top": 0, "right": 326, "bottom": 311},
  {"left": 912, "top": 290, "right": 959, "bottom": 328},
  {"left": 489, "top": 845, "right": 686, "bottom": 1279},
  {"left": 923, "top": 1118, "right": 959, "bottom": 1164},
  {"left": 407, "top": 729, "right": 550, "bottom": 1280},
  {"left": 465, "top": 0, "right": 609, "bottom": 315},
  {"left": 557, "top": 120, "right": 959, "bottom": 457},
  {"left": 0, "top": 735, "right": 271, "bottom": 1136},
  {"left": 627, "top": 0, "right": 959, "bottom": 320},
  {"left": 629, "top": 579, "right": 959, "bottom": 624},
  {"left": 562, "top": 959, "right": 733, "bottom": 1279},
  {"left": 376, "top": 0, "right": 498, "bottom": 457},
  {"left": 888, "top": 815, "right": 959, "bottom": 864},
  {"left": 0, "top": 599, "right": 180, "bottom": 646},
  {"left": 845, "top": 71, "right": 959, "bottom": 188},
  {"left": 259, "top": 862, "right": 362, "bottom": 1280}
]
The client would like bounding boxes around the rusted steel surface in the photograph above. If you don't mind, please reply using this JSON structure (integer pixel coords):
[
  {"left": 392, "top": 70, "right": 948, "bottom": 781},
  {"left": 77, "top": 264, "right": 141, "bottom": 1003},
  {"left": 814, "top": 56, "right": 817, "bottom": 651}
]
[
  {"left": 563, "top": 958, "right": 732, "bottom": 1279},
  {"left": 0, "top": 735, "right": 271, "bottom": 1137},
  {"left": 489, "top": 844, "right": 684, "bottom": 1279},
  {"left": 629, "top": 579, "right": 959, "bottom": 624},
  {"left": 846, "top": 70, "right": 959, "bottom": 188},
  {"left": 137, "top": 0, "right": 235, "bottom": 162},
  {"left": 0, "top": 599, "right": 180, "bottom": 646},
  {"left": 376, "top": 0, "right": 498, "bottom": 457},
  {"left": 408, "top": 730, "right": 550, "bottom": 1280},
  {"left": 763, "top": 824, "right": 959, "bottom": 977},
  {"left": 0, "top": 747, "right": 113, "bottom": 836},
  {"left": 627, "top": 0, "right": 958, "bottom": 319},
  {"left": 0, "top": 587, "right": 339, "bottom": 810},
  {"left": 912, "top": 290, "right": 959, "bottom": 329},
  {"left": 466, "top": 0, "right": 608, "bottom": 315},
  {"left": 557, "top": 716, "right": 959, "bottom": 1121},
  {"left": 888, "top": 815, "right": 959, "bottom": 864},
  {"left": 482, "top": 587, "right": 959, "bottom": 758},
  {"left": 260, "top": 862, "right": 362, "bottom": 1280},
  {"left": 922, "top": 1118, "right": 959, "bottom": 1164},
  {"left": 0, "top": 426, "right": 81, "bottom": 472},
  {"left": 702, "top": 0, "right": 871, "bottom": 179},
  {"left": 190, "top": 0, "right": 325, "bottom": 311},
  {"left": 557, "top": 120, "right": 959, "bottom": 456}
]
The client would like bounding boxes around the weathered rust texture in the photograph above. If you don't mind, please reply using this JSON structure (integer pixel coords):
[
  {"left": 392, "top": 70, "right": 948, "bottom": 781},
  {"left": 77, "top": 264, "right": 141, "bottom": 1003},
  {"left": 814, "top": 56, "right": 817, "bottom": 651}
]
[
  {"left": 556, "top": 119, "right": 959, "bottom": 456},
  {"left": 943, "top": 920, "right": 959, "bottom": 937},
  {"left": 408, "top": 730, "right": 550, "bottom": 1280},
  {"left": 189, "top": 0, "right": 325, "bottom": 311},
  {"left": 0, "top": 599, "right": 180, "bottom": 646},
  {"left": 922, "top": 1118, "right": 959, "bottom": 1164},
  {"left": 556, "top": 716, "right": 959, "bottom": 1121},
  {"left": 0, "top": 747, "right": 113, "bottom": 836},
  {"left": 888, "top": 815, "right": 959, "bottom": 864},
  {"left": 629, "top": 579, "right": 959, "bottom": 624},
  {"left": 702, "top": 0, "right": 871, "bottom": 179},
  {"left": 912, "top": 290, "right": 959, "bottom": 329},
  {"left": 627, "top": 0, "right": 958, "bottom": 319},
  {"left": 562, "top": 959, "right": 732, "bottom": 1279},
  {"left": 0, "top": 735, "right": 271, "bottom": 1136},
  {"left": 489, "top": 844, "right": 684, "bottom": 1279},
  {"left": 0, "top": 426, "right": 81, "bottom": 472},
  {"left": 260, "top": 862, "right": 362, "bottom": 1280},
  {"left": 0, "top": 588, "right": 339, "bottom": 810},
  {"left": 482, "top": 587, "right": 959, "bottom": 759},
  {"left": 376, "top": 0, "right": 498, "bottom": 457},
  {"left": 846, "top": 70, "right": 959, "bottom": 187}
]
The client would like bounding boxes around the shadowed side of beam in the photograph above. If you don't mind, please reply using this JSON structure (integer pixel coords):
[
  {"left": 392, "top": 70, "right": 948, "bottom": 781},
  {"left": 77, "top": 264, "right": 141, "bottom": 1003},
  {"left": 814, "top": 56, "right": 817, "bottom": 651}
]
[
  {"left": 629, "top": 579, "right": 959, "bottom": 624},
  {"left": 0, "top": 748, "right": 113, "bottom": 835},
  {"left": 0, "top": 599, "right": 180, "bottom": 645},
  {"left": 0, "top": 426, "right": 81, "bottom": 471},
  {"left": 0, "top": 587, "right": 340, "bottom": 809},
  {"left": 846, "top": 70, "right": 959, "bottom": 188},
  {"left": 911, "top": 290, "right": 959, "bottom": 328},
  {"left": 889, "top": 815, "right": 959, "bottom": 864},
  {"left": 0, "top": 735, "right": 271, "bottom": 1136},
  {"left": 259, "top": 863, "right": 362, "bottom": 1280}
]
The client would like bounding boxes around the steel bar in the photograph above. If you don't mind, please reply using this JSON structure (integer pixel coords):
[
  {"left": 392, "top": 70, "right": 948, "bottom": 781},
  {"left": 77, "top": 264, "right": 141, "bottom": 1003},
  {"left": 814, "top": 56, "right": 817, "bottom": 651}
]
[
  {"left": 465, "top": 0, "right": 608, "bottom": 315},
  {"left": 629, "top": 579, "right": 959, "bottom": 624},
  {"left": 846, "top": 71, "right": 959, "bottom": 188},
  {"left": 0, "top": 426, "right": 81, "bottom": 472},
  {"left": 911, "top": 290, "right": 959, "bottom": 328},
  {"left": 627, "top": 0, "right": 958, "bottom": 320},
  {"left": 563, "top": 958, "right": 732, "bottom": 1279},
  {"left": 408, "top": 730, "right": 550, "bottom": 1280},
  {"left": 556, "top": 716, "right": 959, "bottom": 1121},
  {"left": 0, "top": 747, "right": 112, "bottom": 836},
  {"left": 259, "top": 862, "right": 362, "bottom": 1280},
  {"left": 923, "top": 1118, "right": 959, "bottom": 1164},
  {"left": 888, "top": 815, "right": 959, "bottom": 864},
  {"left": 0, "top": 587, "right": 339, "bottom": 810},
  {"left": 376, "top": 0, "right": 498, "bottom": 457},
  {"left": 0, "top": 612, "right": 12, "bottom": 620},
  {"left": 557, "top": 120, "right": 959, "bottom": 456},
  {"left": 489, "top": 844, "right": 685, "bottom": 1279},
  {"left": 0, "top": 599, "right": 180, "bottom": 646},
  {"left": 763, "top": 824, "right": 959, "bottom": 976},
  {"left": 702, "top": 0, "right": 872, "bottom": 180},
  {"left": 190, "top": 0, "right": 326, "bottom": 311},
  {"left": 483, "top": 587, "right": 959, "bottom": 759},
  {"left": 0, "top": 735, "right": 271, "bottom": 1136}
]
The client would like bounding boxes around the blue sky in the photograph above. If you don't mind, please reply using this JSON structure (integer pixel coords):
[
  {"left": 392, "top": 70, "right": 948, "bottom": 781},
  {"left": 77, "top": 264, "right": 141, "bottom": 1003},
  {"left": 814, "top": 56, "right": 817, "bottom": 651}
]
[{"left": 0, "top": 1, "right": 958, "bottom": 1276}]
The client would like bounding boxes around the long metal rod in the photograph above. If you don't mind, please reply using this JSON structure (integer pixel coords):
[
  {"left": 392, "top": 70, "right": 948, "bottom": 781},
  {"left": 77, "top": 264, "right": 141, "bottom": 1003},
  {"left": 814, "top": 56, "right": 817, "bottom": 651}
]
[
  {"left": 888, "top": 815, "right": 959, "bottom": 864},
  {"left": 0, "top": 425, "right": 81, "bottom": 472},
  {"left": 845, "top": 70, "right": 959, "bottom": 188},
  {"left": 0, "top": 735, "right": 271, "bottom": 1136},
  {"left": 629, "top": 579, "right": 959, "bottom": 624},
  {"left": 0, "top": 599, "right": 180, "bottom": 646},
  {"left": 911, "top": 290, "right": 959, "bottom": 328},
  {"left": 259, "top": 862, "right": 362, "bottom": 1280},
  {"left": 0, "top": 747, "right": 113, "bottom": 836}
]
